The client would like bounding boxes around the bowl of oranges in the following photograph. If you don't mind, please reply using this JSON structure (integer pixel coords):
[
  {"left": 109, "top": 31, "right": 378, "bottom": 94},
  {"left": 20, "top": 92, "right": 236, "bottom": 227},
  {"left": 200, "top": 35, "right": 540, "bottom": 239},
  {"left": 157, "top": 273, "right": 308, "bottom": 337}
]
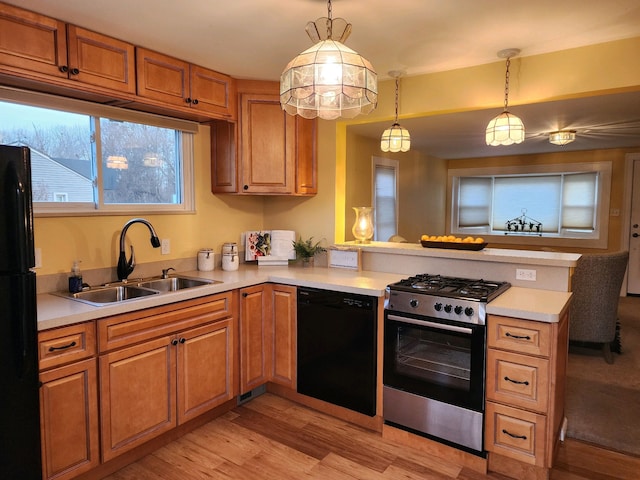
[{"left": 420, "top": 234, "right": 487, "bottom": 251}]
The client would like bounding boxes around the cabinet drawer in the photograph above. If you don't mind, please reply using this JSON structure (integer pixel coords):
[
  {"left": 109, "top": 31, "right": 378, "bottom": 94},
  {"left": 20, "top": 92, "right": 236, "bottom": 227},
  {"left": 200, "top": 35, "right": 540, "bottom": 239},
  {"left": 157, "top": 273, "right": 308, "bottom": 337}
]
[
  {"left": 39, "top": 322, "right": 96, "bottom": 370},
  {"left": 98, "top": 292, "right": 233, "bottom": 352},
  {"left": 487, "top": 315, "right": 552, "bottom": 357},
  {"left": 486, "top": 349, "right": 549, "bottom": 413},
  {"left": 485, "top": 401, "right": 546, "bottom": 466}
]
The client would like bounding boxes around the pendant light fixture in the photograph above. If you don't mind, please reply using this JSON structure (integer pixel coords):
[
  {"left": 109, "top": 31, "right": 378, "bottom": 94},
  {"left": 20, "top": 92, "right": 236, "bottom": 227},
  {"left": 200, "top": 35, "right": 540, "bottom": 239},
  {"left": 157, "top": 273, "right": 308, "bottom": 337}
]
[
  {"left": 486, "top": 48, "right": 525, "bottom": 146},
  {"left": 549, "top": 130, "right": 576, "bottom": 146},
  {"left": 280, "top": 0, "right": 378, "bottom": 120},
  {"left": 380, "top": 71, "right": 410, "bottom": 152}
]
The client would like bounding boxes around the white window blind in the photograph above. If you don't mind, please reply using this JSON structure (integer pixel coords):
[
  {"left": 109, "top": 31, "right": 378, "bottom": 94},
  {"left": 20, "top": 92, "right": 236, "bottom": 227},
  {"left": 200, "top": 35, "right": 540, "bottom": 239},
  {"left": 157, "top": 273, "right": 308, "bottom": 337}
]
[
  {"left": 562, "top": 172, "right": 597, "bottom": 230},
  {"left": 373, "top": 158, "right": 398, "bottom": 241},
  {"left": 458, "top": 177, "right": 491, "bottom": 227}
]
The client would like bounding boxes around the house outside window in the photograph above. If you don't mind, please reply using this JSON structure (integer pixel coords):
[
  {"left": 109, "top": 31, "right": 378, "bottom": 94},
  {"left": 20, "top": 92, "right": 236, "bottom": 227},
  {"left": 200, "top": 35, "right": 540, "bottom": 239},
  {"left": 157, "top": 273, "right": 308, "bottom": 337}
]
[
  {"left": 0, "top": 87, "right": 196, "bottom": 216},
  {"left": 449, "top": 162, "right": 611, "bottom": 248}
]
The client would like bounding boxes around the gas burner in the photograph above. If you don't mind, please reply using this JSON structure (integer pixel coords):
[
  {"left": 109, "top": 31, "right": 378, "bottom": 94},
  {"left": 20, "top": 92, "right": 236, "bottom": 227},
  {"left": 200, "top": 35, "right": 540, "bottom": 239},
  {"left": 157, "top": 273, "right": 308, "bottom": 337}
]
[{"left": 388, "top": 274, "right": 511, "bottom": 303}]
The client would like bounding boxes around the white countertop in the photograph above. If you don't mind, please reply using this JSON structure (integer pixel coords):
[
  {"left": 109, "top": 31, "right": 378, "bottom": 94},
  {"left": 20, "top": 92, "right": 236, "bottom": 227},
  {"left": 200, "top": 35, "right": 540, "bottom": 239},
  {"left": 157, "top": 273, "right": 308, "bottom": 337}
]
[
  {"left": 340, "top": 241, "right": 581, "bottom": 267},
  {"left": 37, "top": 265, "right": 572, "bottom": 331}
]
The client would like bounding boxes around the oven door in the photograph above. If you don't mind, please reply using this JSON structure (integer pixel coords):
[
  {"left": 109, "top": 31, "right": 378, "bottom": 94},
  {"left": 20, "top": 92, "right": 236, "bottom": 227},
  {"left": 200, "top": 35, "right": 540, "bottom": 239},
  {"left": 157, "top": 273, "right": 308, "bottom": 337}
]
[{"left": 383, "top": 311, "right": 485, "bottom": 412}]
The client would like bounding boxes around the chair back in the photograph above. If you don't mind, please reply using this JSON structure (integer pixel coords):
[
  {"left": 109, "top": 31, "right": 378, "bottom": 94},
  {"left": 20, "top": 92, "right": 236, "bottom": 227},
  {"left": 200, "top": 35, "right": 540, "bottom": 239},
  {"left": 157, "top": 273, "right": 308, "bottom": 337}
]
[{"left": 569, "top": 250, "right": 628, "bottom": 343}]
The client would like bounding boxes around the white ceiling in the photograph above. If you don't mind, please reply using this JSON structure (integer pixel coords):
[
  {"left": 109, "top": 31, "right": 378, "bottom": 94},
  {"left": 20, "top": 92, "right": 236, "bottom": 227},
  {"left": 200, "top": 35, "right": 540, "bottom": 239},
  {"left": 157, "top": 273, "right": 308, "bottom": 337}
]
[{"left": 8, "top": 0, "right": 640, "bottom": 158}]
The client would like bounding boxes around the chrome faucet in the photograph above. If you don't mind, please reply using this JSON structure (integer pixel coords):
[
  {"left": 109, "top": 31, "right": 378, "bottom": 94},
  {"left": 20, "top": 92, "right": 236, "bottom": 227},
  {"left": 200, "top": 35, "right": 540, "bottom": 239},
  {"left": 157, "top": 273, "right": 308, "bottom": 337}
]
[{"left": 117, "top": 218, "right": 161, "bottom": 280}]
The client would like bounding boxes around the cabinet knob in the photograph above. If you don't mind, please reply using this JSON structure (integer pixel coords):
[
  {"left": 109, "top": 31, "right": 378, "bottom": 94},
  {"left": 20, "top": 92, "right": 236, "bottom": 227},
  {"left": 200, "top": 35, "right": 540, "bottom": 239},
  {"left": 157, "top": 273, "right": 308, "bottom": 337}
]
[
  {"left": 242, "top": 292, "right": 248, "bottom": 297},
  {"left": 70, "top": 68, "right": 80, "bottom": 75},
  {"left": 179, "top": 337, "right": 186, "bottom": 344},
  {"left": 59, "top": 65, "right": 69, "bottom": 73},
  {"left": 185, "top": 97, "right": 192, "bottom": 104},
  {"left": 192, "top": 99, "right": 199, "bottom": 105},
  {"left": 243, "top": 185, "right": 249, "bottom": 190},
  {"left": 171, "top": 338, "right": 179, "bottom": 346}
]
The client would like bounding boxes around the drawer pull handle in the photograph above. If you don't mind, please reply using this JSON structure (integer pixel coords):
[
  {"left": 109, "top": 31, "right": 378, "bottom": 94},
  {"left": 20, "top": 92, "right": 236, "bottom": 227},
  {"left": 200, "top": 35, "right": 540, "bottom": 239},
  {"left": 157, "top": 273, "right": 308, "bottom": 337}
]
[
  {"left": 504, "top": 376, "right": 529, "bottom": 386},
  {"left": 502, "top": 429, "right": 527, "bottom": 440},
  {"left": 505, "top": 332, "right": 531, "bottom": 340},
  {"left": 48, "top": 341, "right": 77, "bottom": 352}
]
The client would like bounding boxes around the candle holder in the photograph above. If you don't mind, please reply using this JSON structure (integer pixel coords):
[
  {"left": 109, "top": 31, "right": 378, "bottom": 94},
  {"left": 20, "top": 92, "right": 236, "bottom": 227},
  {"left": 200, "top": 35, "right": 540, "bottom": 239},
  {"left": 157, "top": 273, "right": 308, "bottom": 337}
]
[{"left": 352, "top": 207, "right": 374, "bottom": 243}]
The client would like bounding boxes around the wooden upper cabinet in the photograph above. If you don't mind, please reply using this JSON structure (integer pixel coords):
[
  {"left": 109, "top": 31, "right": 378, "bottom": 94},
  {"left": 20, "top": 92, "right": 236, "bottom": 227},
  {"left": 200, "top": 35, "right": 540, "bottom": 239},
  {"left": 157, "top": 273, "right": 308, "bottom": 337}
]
[
  {"left": 295, "top": 116, "right": 318, "bottom": 195},
  {"left": 240, "top": 93, "right": 295, "bottom": 194},
  {"left": 66, "top": 25, "right": 135, "bottom": 93},
  {"left": 0, "top": 3, "right": 134, "bottom": 93},
  {"left": 212, "top": 80, "right": 317, "bottom": 196},
  {"left": 0, "top": 2, "right": 68, "bottom": 79},
  {"left": 136, "top": 47, "right": 236, "bottom": 119}
]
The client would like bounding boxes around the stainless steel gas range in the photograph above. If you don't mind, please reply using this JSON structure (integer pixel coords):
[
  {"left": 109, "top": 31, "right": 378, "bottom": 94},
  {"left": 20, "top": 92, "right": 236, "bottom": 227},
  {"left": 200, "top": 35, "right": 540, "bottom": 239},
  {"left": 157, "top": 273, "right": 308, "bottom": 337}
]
[{"left": 383, "top": 274, "right": 511, "bottom": 455}]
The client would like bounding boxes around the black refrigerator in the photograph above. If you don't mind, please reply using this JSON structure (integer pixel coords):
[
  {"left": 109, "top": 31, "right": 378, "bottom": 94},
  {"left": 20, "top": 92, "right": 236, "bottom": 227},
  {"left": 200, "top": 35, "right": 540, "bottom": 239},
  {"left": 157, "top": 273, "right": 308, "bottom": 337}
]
[{"left": 0, "top": 145, "right": 43, "bottom": 479}]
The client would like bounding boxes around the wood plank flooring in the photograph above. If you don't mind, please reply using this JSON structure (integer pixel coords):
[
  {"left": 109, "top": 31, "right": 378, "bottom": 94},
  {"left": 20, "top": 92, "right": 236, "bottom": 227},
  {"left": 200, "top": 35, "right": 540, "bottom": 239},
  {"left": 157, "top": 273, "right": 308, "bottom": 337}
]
[{"left": 103, "top": 393, "right": 640, "bottom": 480}]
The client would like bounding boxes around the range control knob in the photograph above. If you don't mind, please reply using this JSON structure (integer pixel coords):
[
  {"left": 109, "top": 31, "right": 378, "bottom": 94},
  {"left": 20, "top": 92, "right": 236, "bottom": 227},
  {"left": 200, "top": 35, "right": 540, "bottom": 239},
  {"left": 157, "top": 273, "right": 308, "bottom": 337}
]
[
  {"left": 454, "top": 305, "right": 463, "bottom": 315},
  {"left": 434, "top": 302, "right": 443, "bottom": 311},
  {"left": 410, "top": 299, "right": 419, "bottom": 308},
  {"left": 444, "top": 304, "right": 452, "bottom": 313},
  {"left": 465, "top": 307, "right": 475, "bottom": 317}
]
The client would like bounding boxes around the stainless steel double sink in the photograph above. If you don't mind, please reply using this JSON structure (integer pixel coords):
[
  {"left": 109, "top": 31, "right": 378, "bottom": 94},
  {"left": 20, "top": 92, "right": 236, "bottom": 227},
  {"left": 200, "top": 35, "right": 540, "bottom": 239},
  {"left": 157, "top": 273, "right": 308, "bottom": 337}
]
[{"left": 56, "top": 276, "right": 221, "bottom": 306}]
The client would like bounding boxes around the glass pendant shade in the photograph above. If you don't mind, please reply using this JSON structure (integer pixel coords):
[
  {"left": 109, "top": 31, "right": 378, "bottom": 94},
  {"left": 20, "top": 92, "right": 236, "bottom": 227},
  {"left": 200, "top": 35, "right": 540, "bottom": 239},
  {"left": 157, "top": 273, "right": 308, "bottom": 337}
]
[
  {"left": 485, "top": 111, "right": 525, "bottom": 146},
  {"left": 380, "top": 123, "right": 411, "bottom": 152},
  {"left": 280, "top": 1, "right": 377, "bottom": 120},
  {"left": 352, "top": 207, "right": 374, "bottom": 243},
  {"left": 549, "top": 130, "right": 576, "bottom": 146}
]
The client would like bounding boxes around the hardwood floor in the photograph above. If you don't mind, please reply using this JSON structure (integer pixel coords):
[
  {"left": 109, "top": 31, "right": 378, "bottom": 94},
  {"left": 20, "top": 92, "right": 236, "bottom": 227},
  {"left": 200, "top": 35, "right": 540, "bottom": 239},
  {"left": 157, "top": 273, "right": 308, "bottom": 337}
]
[{"left": 103, "top": 393, "right": 640, "bottom": 480}]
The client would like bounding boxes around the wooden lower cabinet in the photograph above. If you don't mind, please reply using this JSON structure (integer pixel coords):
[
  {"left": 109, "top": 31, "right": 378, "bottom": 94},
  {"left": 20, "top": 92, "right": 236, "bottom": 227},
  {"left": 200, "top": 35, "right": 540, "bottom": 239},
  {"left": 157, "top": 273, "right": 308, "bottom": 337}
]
[
  {"left": 239, "top": 283, "right": 297, "bottom": 393},
  {"left": 239, "top": 284, "right": 271, "bottom": 393},
  {"left": 270, "top": 284, "right": 297, "bottom": 388},
  {"left": 485, "top": 312, "right": 569, "bottom": 478},
  {"left": 40, "top": 357, "right": 99, "bottom": 480},
  {"left": 98, "top": 293, "right": 236, "bottom": 462},
  {"left": 38, "top": 321, "right": 99, "bottom": 480}
]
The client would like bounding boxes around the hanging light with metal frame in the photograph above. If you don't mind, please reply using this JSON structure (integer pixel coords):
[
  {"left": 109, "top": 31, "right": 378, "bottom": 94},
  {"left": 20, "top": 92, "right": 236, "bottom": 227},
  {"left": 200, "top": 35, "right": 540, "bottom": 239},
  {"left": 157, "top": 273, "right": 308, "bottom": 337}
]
[
  {"left": 380, "top": 71, "right": 410, "bottom": 152},
  {"left": 279, "top": 0, "right": 378, "bottom": 120},
  {"left": 486, "top": 48, "right": 525, "bottom": 146}
]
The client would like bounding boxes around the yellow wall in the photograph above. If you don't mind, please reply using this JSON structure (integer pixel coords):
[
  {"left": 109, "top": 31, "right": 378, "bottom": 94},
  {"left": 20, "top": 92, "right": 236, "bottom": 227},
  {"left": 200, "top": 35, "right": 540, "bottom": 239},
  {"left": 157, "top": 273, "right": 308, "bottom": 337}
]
[{"left": 33, "top": 37, "right": 640, "bottom": 274}]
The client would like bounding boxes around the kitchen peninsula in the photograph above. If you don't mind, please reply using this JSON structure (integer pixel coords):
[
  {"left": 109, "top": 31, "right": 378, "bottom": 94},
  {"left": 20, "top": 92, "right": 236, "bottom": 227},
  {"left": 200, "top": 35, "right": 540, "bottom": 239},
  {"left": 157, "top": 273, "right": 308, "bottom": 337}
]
[{"left": 37, "top": 246, "right": 574, "bottom": 480}]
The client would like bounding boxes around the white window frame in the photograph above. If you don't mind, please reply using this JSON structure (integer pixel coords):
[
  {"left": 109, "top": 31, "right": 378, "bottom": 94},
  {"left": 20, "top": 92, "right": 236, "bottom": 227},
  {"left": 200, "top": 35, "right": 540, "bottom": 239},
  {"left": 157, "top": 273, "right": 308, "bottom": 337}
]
[
  {"left": 372, "top": 156, "right": 399, "bottom": 241},
  {"left": 448, "top": 162, "right": 612, "bottom": 249},
  {"left": 0, "top": 86, "right": 197, "bottom": 216}
]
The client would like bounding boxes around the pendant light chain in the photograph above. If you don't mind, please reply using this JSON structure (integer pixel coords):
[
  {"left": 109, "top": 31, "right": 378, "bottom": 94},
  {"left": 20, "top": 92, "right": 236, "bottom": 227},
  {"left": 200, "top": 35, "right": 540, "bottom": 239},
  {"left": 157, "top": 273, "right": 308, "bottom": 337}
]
[
  {"left": 394, "top": 77, "right": 400, "bottom": 122},
  {"left": 327, "top": 0, "right": 332, "bottom": 38},
  {"left": 503, "top": 56, "right": 511, "bottom": 111}
]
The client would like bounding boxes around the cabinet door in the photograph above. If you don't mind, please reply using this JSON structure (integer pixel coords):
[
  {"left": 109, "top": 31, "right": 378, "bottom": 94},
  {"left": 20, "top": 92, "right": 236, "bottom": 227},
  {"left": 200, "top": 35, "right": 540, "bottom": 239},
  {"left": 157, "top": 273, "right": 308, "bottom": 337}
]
[
  {"left": 211, "top": 120, "right": 238, "bottom": 193},
  {"left": 240, "top": 285, "right": 272, "bottom": 392},
  {"left": 0, "top": 2, "right": 67, "bottom": 78},
  {"left": 190, "top": 65, "right": 237, "bottom": 119},
  {"left": 177, "top": 319, "right": 235, "bottom": 424},
  {"left": 240, "top": 93, "right": 295, "bottom": 193},
  {"left": 295, "top": 117, "right": 317, "bottom": 195},
  {"left": 270, "top": 284, "right": 297, "bottom": 388},
  {"left": 40, "top": 358, "right": 99, "bottom": 480},
  {"left": 66, "top": 25, "right": 135, "bottom": 93},
  {"left": 136, "top": 47, "right": 190, "bottom": 106},
  {"left": 99, "top": 336, "right": 176, "bottom": 462}
]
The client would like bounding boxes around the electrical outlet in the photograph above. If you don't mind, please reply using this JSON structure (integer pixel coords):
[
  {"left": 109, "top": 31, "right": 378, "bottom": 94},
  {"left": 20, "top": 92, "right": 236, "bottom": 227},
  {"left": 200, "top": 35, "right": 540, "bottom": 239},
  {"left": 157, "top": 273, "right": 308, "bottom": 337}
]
[
  {"left": 161, "top": 239, "right": 170, "bottom": 255},
  {"left": 34, "top": 247, "right": 42, "bottom": 268},
  {"left": 516, "top": 268, "right": 537, "bottom": 281}
]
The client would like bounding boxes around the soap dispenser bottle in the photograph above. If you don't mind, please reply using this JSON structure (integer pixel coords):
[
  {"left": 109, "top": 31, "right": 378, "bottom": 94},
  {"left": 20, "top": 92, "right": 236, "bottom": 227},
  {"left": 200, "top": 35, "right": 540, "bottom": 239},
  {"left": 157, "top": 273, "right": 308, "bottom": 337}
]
[{"left": 68, "top": 260, "right": 83, "bottom": 293}]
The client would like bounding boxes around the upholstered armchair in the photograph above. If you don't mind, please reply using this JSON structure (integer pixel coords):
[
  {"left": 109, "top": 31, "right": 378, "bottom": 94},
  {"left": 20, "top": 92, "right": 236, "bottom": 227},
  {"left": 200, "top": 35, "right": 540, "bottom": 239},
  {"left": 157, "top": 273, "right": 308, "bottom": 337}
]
[{"left": 569, "top": 250, "right": 629, "bottom": 363}]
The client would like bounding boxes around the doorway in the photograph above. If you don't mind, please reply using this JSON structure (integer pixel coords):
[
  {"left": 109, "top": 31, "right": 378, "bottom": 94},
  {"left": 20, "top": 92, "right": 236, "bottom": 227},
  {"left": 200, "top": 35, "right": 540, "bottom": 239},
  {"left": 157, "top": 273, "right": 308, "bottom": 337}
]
[{"left": 627, "top": 156, "right": 640, "bottom": 294}]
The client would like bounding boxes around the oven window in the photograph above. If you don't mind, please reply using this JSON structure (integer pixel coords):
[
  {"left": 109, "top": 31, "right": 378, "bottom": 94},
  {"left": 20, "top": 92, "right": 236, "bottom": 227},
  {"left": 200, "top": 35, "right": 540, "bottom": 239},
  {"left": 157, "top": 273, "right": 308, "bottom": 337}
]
[
  {"left": 397, "top": 325, "right": 471, "bottom": 391},
  {"left": 384, "top": 316, "right": 485, "bottom": 411}
]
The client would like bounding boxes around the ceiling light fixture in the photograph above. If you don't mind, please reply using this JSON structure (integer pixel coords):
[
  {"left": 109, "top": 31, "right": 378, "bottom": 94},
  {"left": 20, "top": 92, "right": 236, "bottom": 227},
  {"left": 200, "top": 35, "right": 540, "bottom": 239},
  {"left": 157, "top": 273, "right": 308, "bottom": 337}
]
[
  {"left": 549, "top": 130, "right": 576, "bottom": 146},
  {"left": 380, "top": 71, "right": 410, "bottom": 152},
  {"left": 486, "top": 48, "right": 525, "bottom": 146},
  {"left": 279, "top": 0, "right": 378, "bottom": 120}
]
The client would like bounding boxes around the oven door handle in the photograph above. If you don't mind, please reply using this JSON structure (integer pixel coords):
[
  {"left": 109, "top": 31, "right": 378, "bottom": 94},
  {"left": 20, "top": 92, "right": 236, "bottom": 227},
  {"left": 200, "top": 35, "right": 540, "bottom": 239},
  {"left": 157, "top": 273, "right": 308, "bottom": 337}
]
[{"left": 387, "top": 314, "right": 473, "bottom": 335}]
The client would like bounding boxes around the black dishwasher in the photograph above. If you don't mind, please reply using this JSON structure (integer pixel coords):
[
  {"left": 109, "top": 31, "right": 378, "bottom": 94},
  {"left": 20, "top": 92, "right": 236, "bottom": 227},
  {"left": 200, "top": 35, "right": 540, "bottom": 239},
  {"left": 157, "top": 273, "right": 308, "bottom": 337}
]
[{"left": 297, "top": 286, "right": 377, "bottom": 416}]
